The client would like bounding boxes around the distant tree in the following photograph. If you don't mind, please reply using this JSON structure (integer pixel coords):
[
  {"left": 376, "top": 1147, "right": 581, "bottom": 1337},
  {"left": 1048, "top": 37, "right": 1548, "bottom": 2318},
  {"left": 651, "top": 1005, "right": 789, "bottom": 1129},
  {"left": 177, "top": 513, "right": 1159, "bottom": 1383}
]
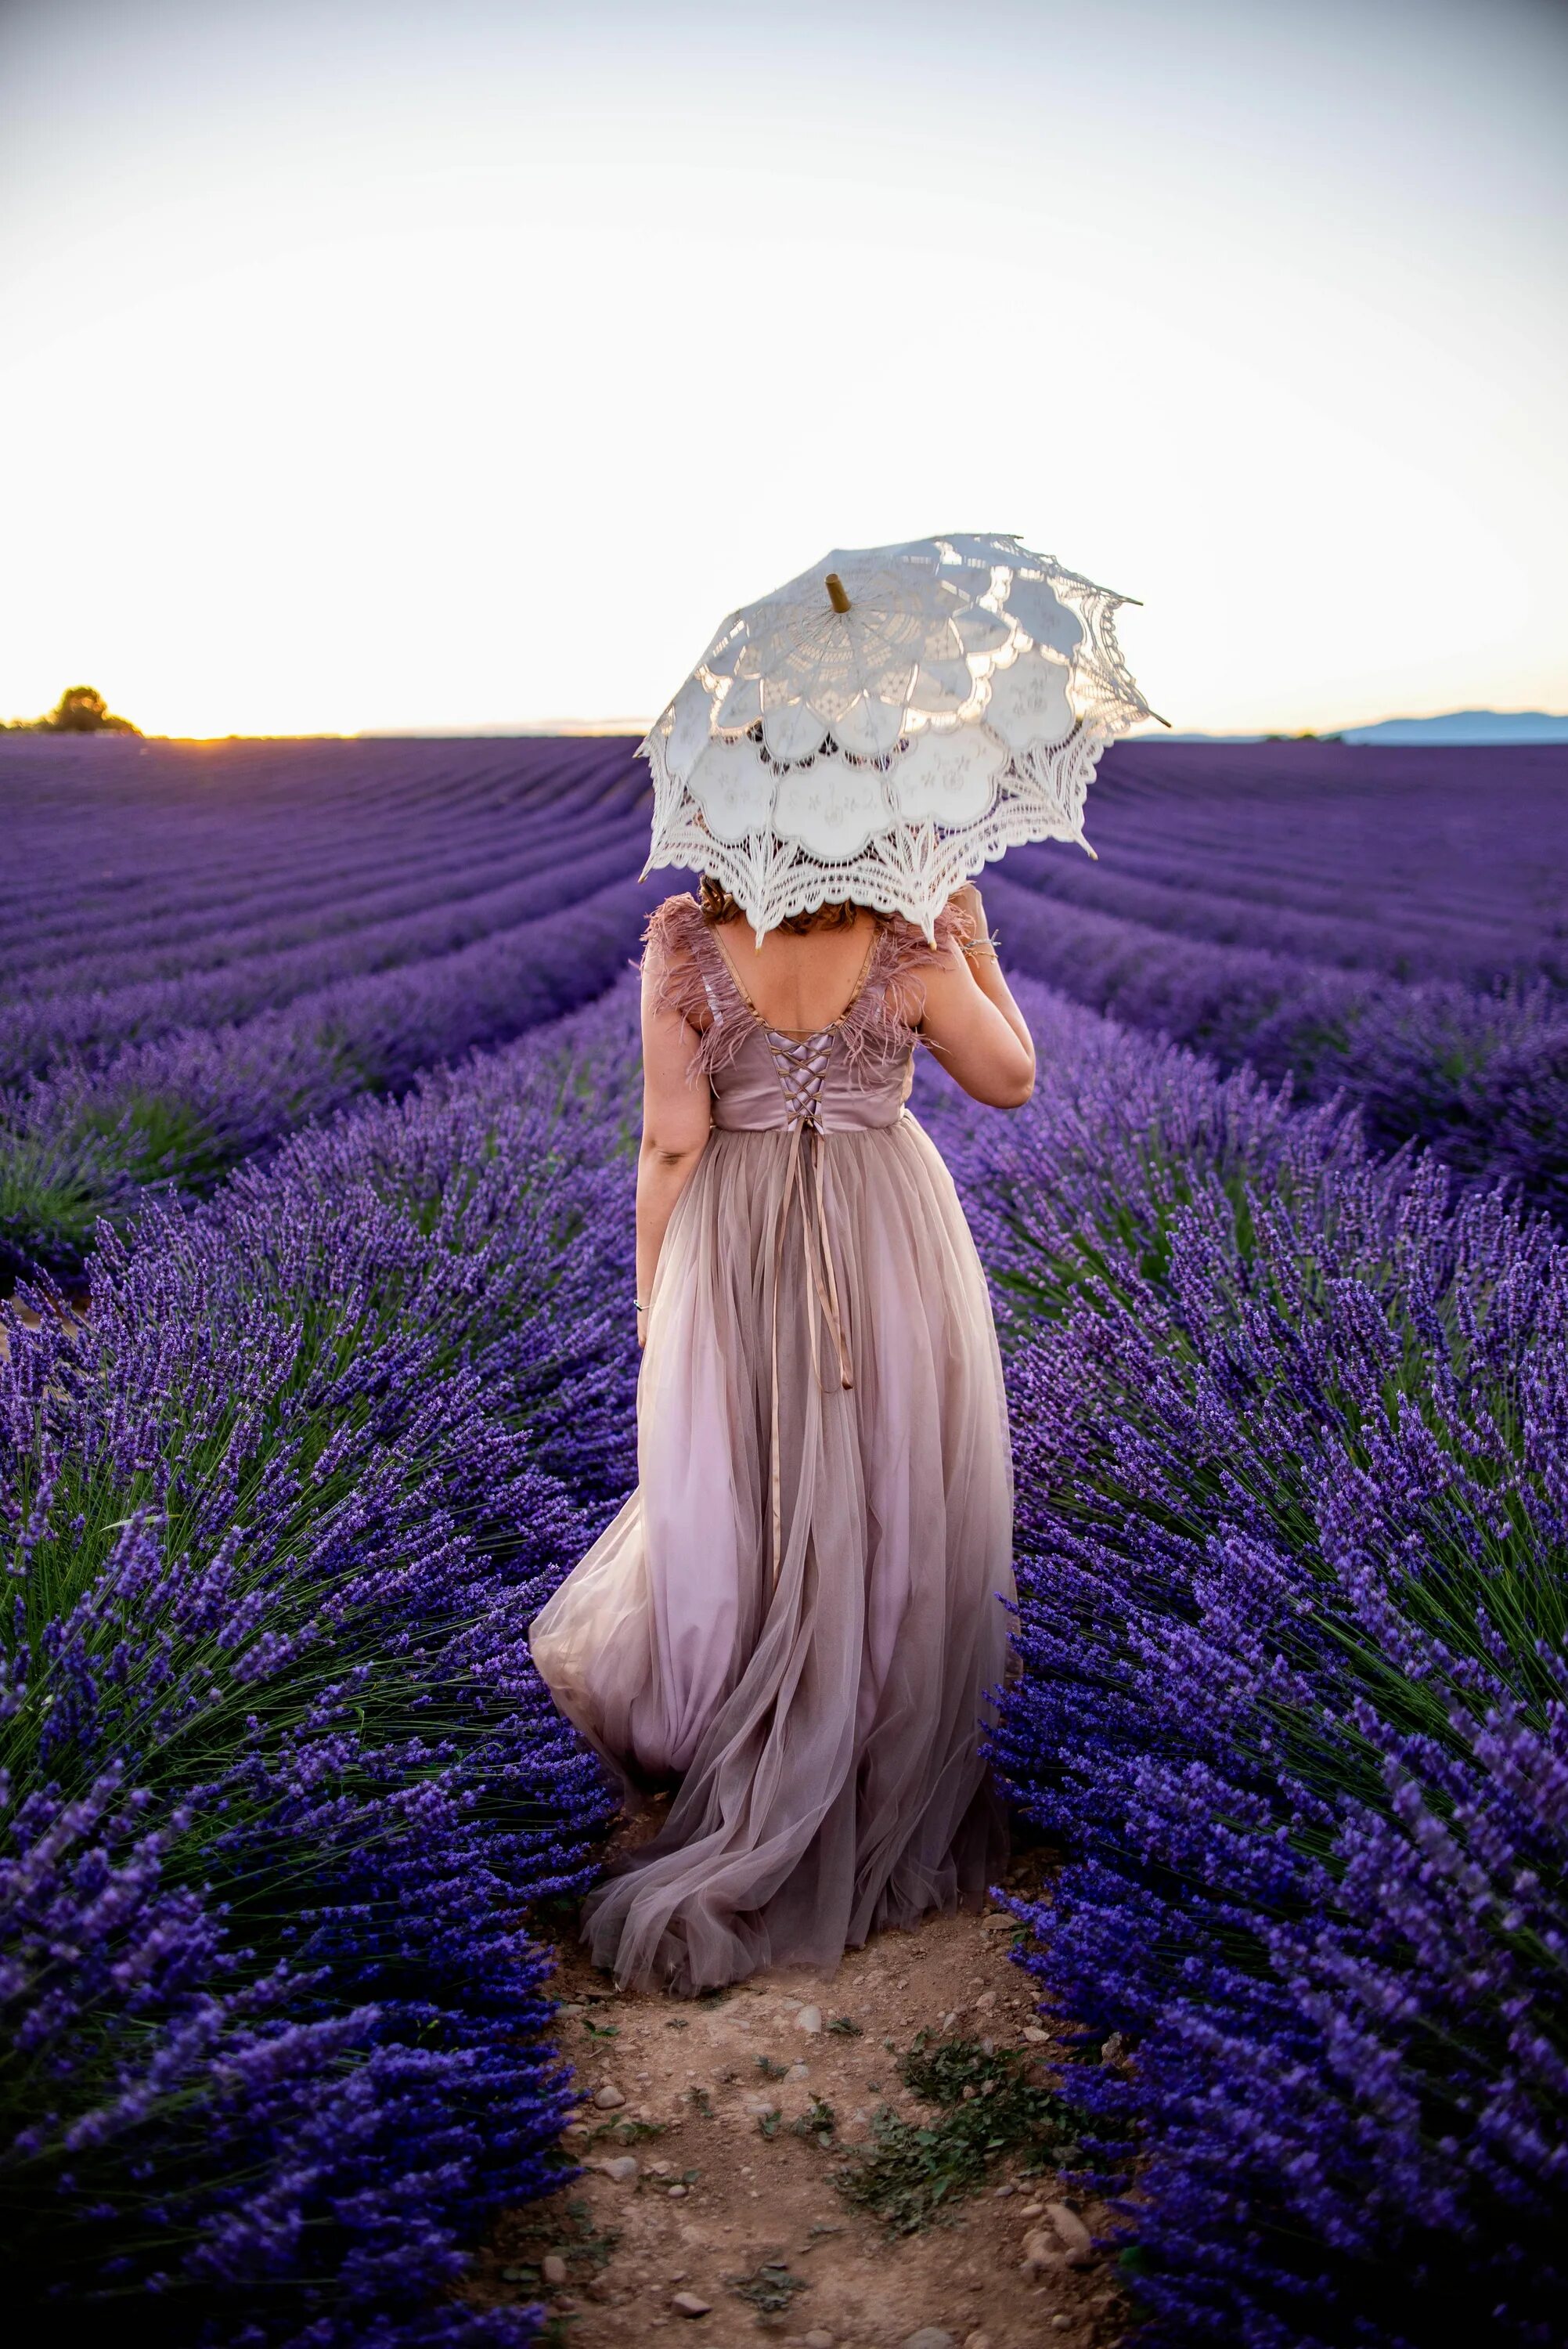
[{"left": 38, "top": 684, "right": 140, "bottom": 734}]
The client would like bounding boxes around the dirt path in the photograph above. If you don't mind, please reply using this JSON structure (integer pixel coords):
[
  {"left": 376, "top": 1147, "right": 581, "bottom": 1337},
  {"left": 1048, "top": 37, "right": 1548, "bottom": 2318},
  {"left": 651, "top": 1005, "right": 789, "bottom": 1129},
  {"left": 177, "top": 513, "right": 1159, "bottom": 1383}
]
[{"left": 469, "top": 1813, "right": 1130, "bottom": 2349}]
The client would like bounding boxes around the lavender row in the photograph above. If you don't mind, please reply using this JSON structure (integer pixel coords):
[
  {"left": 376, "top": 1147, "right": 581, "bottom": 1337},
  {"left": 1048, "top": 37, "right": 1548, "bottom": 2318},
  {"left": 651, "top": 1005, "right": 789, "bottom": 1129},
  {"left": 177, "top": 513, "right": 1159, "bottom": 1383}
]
[
  {"left": 0, "top": 871, "right": 690, "bottom": 1281},
  {"left": 9, "top": 740, "right": 1562, "bottom": 998},
  {"left": 983, "top": 872, "right": 1568, "bottom": 1220},
  {"left": 0, "top": 985, "right": 646, "bottom": 2343},
  {"left": 0, "top": 745, "right": 647, "bottom": 1002},
  {"left": 916, "top": 983, "right": 1568, "bottom": 2347},
  {"left": 1052, "top": 742, "right": 1568, "bottom": 989},
  {"left": 0, "top": 819, "right": 648, "bottom": 1077}
]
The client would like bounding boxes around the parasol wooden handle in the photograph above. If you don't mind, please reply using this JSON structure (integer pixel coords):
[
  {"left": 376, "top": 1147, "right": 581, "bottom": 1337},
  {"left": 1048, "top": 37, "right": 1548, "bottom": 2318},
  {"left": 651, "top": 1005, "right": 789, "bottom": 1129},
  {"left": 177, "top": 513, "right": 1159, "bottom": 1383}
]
[{"left": 825, "top": 572, "right": 851, "bottom": 614}]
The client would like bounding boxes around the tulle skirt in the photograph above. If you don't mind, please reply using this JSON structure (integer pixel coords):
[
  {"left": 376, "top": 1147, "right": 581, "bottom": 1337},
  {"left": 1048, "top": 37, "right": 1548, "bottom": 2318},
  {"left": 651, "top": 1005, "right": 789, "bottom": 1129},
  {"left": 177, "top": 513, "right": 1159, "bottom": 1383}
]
[{"left": 527, "top": 1107, "right": 1016, "bottom": 1994}]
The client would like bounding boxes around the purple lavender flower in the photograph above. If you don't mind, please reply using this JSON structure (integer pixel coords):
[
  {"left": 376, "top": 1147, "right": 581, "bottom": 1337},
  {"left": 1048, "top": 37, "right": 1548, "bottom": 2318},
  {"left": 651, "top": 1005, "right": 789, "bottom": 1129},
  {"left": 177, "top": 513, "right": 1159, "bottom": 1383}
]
[
  {"left": 2, "top": 993, "right": 647, "bottom": 2340},
  {"left": 920, "top": 983, "right": 1568, "bottom": 2347}
]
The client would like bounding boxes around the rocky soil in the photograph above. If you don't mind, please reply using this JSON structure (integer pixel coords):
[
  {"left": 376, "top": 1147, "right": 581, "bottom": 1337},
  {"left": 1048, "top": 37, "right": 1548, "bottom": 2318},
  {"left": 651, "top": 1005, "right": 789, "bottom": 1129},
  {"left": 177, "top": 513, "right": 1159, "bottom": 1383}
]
[{"left": 466, "top": 1809, "right": 1130, "bottom": 2349}]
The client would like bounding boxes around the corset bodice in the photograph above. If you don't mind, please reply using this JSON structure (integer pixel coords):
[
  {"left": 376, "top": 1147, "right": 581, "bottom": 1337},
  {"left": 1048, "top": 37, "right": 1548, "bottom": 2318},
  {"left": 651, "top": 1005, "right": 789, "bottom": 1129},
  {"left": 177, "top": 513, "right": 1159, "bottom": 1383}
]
[{"left": 709, "top": 1021, "right": 914, "bottom": 1132}]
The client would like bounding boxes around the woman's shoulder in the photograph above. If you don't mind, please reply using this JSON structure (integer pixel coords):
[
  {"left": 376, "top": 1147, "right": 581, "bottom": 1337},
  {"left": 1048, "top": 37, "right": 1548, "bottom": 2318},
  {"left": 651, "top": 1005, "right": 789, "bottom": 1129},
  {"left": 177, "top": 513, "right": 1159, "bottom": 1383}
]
[
  {"left": 640, "top": 889, "right": 703, "bottom": 946},
  {"left": 640, "top": 893, "right": 724, "bottom": 1037},
  {"left": 868, "top": 897, "right": 975, "bottom": 1000},
  {"left": 880, "top": 896, "right": 973, "bottom": 961}
]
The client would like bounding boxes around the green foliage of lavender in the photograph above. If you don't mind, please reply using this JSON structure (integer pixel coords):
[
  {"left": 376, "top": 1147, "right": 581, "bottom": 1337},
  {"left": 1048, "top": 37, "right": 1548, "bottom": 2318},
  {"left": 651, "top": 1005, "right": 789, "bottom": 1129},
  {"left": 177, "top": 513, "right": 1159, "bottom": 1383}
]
[
  {"left": 919, "top": 987, "right": 1568, "bottom": 2346},
  {"left": 1, "top": 996, "right": 643, "bottom": 2342}
]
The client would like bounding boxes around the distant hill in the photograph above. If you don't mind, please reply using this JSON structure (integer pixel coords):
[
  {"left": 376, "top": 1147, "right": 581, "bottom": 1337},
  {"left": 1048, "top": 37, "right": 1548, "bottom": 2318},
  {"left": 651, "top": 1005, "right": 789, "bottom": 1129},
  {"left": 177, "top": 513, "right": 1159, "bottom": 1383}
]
[
  {"left": 1144, "top": 710, "right": 1568, "bottom": 748},
  {"left": 1339, "top": 710, "right": 1568, "bottom": 745}
]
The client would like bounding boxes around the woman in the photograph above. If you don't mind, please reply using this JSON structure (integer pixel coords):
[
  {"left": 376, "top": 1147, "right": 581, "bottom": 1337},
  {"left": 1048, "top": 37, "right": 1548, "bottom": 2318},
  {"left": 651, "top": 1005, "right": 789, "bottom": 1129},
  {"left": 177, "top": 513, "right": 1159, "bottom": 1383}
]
[{"left": 528, "top": 874, "right": 1036, "bottom": 1994}]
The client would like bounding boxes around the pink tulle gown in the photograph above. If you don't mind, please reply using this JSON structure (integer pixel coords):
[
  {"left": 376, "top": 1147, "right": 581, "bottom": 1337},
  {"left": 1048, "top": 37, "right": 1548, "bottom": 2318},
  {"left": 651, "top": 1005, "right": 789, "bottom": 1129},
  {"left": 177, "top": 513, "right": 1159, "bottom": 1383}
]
[{"left": 528, "top": 892, "right": 1017, "bottom": 1993}]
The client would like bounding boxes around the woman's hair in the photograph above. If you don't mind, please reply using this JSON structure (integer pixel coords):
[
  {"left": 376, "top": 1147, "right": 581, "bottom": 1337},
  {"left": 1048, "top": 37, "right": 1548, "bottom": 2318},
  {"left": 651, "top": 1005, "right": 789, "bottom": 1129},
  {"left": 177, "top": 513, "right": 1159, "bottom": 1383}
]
[{"left": 698, "top": 874, "right": 883, "bottom": 933}]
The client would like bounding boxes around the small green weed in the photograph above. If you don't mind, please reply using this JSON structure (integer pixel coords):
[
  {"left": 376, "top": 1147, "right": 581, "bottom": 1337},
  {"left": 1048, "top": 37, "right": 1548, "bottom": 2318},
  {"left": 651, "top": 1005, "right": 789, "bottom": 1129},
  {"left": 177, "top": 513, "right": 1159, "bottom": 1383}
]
[
  {"left": 791, "top": 2097, "right": 837, "bottom": 2145},
  {"left": 588, "top": 2116, "right": 668, "bottom": 2145},
  {"left": 724, "top": 2261, "right": 810, "bottom": 2315},
  {"left": 834, "top": 2033, "right": 1076, "bottom": 2235},
  {"left": 488, "top": 2191, "right": 619, "bottom": 2335},
  {"left": 755, "top": 2055, "right": 791, "bottom": 2079},
  {"left": 827, "top": 2015, "right": 863, "bottom": 2037}
]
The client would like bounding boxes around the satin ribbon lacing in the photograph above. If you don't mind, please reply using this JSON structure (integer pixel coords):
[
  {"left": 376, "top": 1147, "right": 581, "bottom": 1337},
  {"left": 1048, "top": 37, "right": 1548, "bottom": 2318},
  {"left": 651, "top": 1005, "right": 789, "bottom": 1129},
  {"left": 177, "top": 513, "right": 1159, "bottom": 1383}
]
[{"left": 764, "top": 1028, "right": 853, "bottom": 1596}]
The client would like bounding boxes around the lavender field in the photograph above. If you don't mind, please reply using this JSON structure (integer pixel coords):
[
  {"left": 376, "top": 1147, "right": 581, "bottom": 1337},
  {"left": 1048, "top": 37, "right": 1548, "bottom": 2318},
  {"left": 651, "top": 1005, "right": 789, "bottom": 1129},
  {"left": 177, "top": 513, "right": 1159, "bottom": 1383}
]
[{"left": 2, "top": 734, "right": 1565, "bottom": 2348}]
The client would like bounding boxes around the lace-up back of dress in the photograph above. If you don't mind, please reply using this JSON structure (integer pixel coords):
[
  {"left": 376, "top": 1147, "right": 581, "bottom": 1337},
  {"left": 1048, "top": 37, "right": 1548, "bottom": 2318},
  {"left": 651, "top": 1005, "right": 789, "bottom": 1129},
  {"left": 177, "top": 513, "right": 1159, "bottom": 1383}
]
[
  {"left": 760, "top": 1029, "right": 837, "bottom": 1132},
  {"left": 640, "top": 891, "right": 971, "bottom": 1135}
]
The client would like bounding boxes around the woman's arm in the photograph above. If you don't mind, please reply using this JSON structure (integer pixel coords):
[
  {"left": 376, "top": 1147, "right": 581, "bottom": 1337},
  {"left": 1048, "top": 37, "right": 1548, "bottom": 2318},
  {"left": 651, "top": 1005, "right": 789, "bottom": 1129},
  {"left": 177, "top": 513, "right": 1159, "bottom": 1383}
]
[
  {"left": 910, "top": 882, "right": 1036, "bottom": 1110},
  {"left": 635, "top": 947, "right": 713, "bottom": 1347}
]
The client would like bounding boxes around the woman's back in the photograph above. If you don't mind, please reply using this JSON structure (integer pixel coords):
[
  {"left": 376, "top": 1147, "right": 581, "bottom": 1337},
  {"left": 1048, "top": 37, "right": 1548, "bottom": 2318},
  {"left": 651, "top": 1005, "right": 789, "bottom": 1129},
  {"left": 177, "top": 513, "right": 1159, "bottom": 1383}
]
[{"left": 700, "top": 907, "right": 887, "bottom": 1038}]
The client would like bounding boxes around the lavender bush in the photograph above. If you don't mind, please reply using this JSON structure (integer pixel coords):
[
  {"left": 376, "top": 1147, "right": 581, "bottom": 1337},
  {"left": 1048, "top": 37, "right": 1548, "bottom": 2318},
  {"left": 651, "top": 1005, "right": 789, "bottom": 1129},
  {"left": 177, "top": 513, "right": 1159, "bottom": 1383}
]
[
  {"left": 0, "top": 877, "right": 663, "bottom": 1282},
  {"left": 1, "top": 993, "right": 644, "bottom": 2341},
  {"left": 984, "top": 873, "right": 1568, "bottom": 1220},
  {"left": 920, "top": 986, "right": 1568, "bottom": 2346}
]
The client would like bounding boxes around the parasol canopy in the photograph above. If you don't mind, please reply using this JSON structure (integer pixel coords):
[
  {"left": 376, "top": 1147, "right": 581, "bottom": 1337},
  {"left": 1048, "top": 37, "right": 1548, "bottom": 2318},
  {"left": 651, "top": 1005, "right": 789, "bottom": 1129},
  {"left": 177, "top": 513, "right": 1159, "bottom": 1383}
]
[{"left": 639, "top": 532, "right": 1161, "bottom": 940}]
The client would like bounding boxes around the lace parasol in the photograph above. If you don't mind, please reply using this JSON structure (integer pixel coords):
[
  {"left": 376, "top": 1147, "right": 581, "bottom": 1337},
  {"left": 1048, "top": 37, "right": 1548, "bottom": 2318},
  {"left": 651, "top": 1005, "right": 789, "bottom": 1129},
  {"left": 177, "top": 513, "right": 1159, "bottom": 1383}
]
[{"left": 638, "top": 532, "right": 1161, "bottom": 940}]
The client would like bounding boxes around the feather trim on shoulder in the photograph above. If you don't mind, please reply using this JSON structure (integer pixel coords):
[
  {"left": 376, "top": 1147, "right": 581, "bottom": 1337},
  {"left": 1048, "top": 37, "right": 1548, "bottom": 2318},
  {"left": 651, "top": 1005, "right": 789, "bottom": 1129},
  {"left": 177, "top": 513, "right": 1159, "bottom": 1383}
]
[
  {"left": 640, "top": 889, "right": 975, "bottom": 1086},
  {"left": 639, "top": 893, "right": 756, "bottom": 1079},
  {"left": 835, "top": 898, "right": 974, "bottom": 1076}
]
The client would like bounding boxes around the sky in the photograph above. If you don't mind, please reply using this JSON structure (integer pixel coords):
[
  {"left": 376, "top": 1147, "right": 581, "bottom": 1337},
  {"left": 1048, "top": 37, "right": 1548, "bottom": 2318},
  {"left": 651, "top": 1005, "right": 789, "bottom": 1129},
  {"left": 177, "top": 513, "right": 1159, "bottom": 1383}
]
[{"left": 1, "top": 0, "right": 1564, "bottom": 739}]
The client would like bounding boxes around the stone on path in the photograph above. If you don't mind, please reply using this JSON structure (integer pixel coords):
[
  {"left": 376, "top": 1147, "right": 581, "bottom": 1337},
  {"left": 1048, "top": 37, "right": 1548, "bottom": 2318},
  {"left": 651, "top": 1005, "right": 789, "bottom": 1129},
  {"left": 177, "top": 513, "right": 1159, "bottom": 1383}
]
[
  {"left": 902, "top": 2332, "right": 957, "bottom": 2349},
  {"left": 1044, "top": 2201, "right": 1094, "bottom": 2264},
  {"left": 794, "top": 2003, "right": 824, "bottom": 2033},
  {"left": 1021, "top": 2228, "right": 1061, "bottom": 2279},
  {"left": 671, "top": 2290, "right": 712, "bottom": 2317},
  {"left": 599, "top": 2154, "right": 639, "bottom": 2183},
  {"left": 592, "top": 2083, "right": 625, "bottom": 2108},
  {"left": 540, "top": 2254, "right": 567, "bottom": 2286}
]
